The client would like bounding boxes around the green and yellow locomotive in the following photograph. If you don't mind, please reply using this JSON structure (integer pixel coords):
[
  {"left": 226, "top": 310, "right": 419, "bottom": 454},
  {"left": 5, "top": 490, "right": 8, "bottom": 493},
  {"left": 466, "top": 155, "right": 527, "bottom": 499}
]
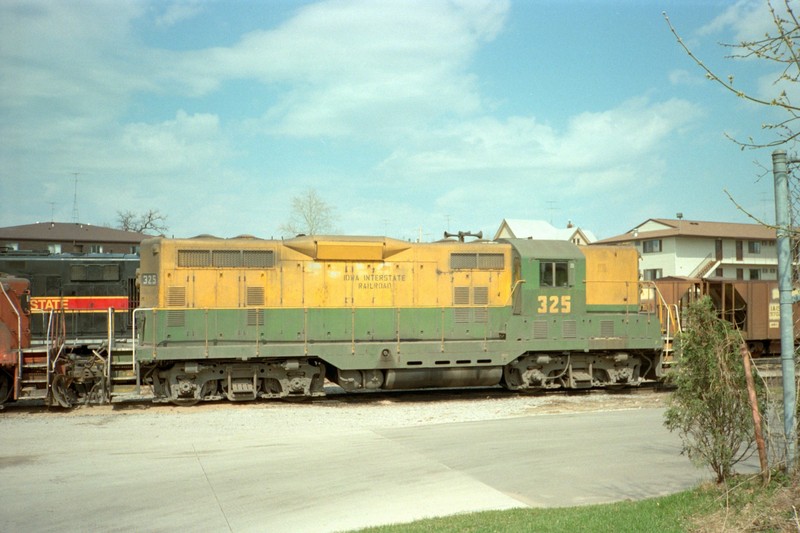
[{"left": 135, "top": 235, "right": 666, "bottom": 404}]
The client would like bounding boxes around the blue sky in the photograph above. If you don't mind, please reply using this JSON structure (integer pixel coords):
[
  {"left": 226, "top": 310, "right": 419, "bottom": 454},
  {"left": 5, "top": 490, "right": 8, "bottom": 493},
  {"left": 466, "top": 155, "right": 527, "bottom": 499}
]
[{"left": 0, "top": 0, "right": 792, "bottom": 241}]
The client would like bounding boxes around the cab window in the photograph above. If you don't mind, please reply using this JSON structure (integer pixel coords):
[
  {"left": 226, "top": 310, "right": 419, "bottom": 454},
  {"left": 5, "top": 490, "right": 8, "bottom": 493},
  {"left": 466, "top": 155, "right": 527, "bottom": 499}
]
[{"left": 540, "top": 261, "right": 569, "bottom": 287}]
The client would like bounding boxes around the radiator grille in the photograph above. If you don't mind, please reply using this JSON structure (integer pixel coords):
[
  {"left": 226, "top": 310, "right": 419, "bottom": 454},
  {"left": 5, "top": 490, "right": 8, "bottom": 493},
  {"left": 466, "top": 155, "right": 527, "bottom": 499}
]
[
  {"left": 178, "top": 250, "right": 211, "bottom": 267},
  {"left": 533, "top": 320, "right": 548, "bottom": 339},
  {"left": 166, "top": 286, "right": 186, "bottom": 328},
  {"left": 453, "top": 287, "right": 470, "bottom": 305},
  {"left": 600, "top": 320, "right": 615, "bottom": 337},
  {"left": 247, "top": 309, "right": 264, "bottom": 326},
  {"left": 177, "top": 249, "right": 275, "bottom": 268},
  {"left": 450, "top": 253, "right": 505, "bottom": 270},
  {"left": 562, "top": 320, "right": 577, "bottom": 339},
  {"left": 473, "top": 286, "right": 489, "bottom": 305},
  {"left": 455, "top": 308, "right": 471, "bottom": 323},
  {"left": 246, "top": 286, "right": 265, "bottom": 306}
]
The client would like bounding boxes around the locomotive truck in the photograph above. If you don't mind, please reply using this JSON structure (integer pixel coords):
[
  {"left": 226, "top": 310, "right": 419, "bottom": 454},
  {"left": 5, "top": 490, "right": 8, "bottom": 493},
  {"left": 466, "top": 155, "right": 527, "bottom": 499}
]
[{"left": 135, "top": 234, "right": 667, "bottom": 405}]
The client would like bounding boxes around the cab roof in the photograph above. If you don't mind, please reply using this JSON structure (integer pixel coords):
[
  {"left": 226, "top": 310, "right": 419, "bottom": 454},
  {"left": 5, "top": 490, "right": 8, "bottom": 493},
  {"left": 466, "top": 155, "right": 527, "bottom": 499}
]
[{"left": 502, "top": 238, "right": 584, "bottom": 260}]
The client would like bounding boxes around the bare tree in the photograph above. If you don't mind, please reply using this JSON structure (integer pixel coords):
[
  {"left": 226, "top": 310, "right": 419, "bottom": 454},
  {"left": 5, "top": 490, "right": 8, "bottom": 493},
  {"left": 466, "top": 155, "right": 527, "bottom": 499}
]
[
  {"left": 279, "top": 188, "right": 336, "bottom": 237},
  {"left": 117, "top": 209, "right": 169, "bottom": 234},
  {"left": 664, "top": 1, "right": 800, "bottom": 149}
]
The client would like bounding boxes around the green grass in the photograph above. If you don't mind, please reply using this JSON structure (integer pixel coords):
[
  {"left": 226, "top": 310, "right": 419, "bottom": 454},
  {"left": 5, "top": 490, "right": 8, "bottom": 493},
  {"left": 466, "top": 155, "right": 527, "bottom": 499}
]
[
  {"left": 354, "top": 488, "right": 718, "bottom": 533},
  {"left": 354, "top": 473, "right": 800, "bottom": 532}
]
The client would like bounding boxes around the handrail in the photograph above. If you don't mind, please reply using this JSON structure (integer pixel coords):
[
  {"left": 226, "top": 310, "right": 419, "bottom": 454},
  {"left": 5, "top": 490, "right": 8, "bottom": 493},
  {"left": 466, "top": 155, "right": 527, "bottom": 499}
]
[
  {"left": 689, "top": 253, "right": 716, "bottom": 279},
  {"left": 131, "top": 307, "right": 156, "bottom": 393},
  {"left": 106, "top": 308, "right": 114, "bottom": 386},
  {"left": 640, "top": 281, "right": 680, "bottom": 341}
]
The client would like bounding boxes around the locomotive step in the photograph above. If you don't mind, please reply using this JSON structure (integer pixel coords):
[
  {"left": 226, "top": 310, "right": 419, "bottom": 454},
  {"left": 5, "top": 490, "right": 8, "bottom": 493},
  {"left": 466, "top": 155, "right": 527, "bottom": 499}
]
[
  {"left": 21, "top": 377, "right": 48, "bottom": 384},
  {"left": 19, "top": 387, "right": 48, "bottom": 399}
]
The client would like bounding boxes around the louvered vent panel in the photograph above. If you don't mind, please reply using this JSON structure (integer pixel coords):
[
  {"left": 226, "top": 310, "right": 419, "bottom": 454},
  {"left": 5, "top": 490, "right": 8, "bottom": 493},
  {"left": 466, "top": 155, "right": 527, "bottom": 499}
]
[
  {"left": 474, "top": 308, "right": 488, "bottom": 323},
  {"left": 103, "top": 265, "right": 120, "bottom": 281},
  {"left": 247, "top": 286, "right": 265, "bottom": 306},
  {"left": 451, "top": 253, "right": 505, "bottom": 270},
  {"left": 477, "top": 254, "right": 505, "bottom": 269},
  {"left": 166, "top": 287, "right": 186, "bottom": 328},
  {"left": 87, "top": 265, "right": 103, "bottom": 280},
  {"left": 473, "top": 286, "right": 489, "bottom": 305},
  {"left": 562, "top": 320, "right": 577, "bottom": 339},
  {"left": 167, "top": 286, "right": 186, "bottom": 307},
  {"left": 600, "top": 320, "right": 615, "bottom": 337},
  {"left": 453, "top": 287, "right": 470, "bottom": 305},
  {"left": 451, "top": 253, "right": 478, "bottom": 269},
  {"left": 70, "top": 265, "right": 87, "bottom": 281},
  {"left": 247, "top": 309, "right": 264, "bottom": 326},
  {"left": 213, "top": 250, "right": 240, "bottom": 267},
  {"left": 167, "top": 311, "right": 185, "bottom": 328},
  {"left": 178, "top": 250, "right": 211, "bottom": 267},
  {"left": 455, "top": 308, "right": 471, "bottom": 323},
  {"left": 243, "top": 250, "right": 275, "bottom": 268},
  {"left": 533, "top": 320, "right": 548, "bottom": 339}
]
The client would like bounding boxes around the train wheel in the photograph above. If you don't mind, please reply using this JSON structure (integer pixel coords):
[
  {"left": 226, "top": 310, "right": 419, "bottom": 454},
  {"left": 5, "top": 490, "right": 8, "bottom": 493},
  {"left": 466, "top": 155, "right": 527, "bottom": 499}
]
[
  {"left": 51, "top": 374, "right": 74, "bottom": 408},
  {"left": 0, "top": 370, "right": 11, "bottom": 404}
]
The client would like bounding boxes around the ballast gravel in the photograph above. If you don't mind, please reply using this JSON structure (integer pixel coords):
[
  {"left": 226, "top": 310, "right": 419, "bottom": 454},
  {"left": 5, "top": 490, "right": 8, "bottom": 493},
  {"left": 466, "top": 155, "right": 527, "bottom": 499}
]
[{"left": 1, "top": 387, "right": 668, "bottom": 429}]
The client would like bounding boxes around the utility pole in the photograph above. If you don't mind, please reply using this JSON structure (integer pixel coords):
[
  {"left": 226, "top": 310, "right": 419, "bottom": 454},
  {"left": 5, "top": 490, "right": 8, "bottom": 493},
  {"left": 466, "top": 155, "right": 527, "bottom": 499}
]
[
  {"left": 772, "top": 149, "right": 797, "bottom": 469},
  {"left": 71, "top": 173, "right": 80, "bottom": 223}
]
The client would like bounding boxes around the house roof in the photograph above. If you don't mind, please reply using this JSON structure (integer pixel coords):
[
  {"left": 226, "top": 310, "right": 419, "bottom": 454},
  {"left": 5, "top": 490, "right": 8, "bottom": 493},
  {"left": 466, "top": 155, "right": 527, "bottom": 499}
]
[
  {"left": 0, "top": 222, "right": 151, "bottom": 243},
  {"left": 494, "top": 219, "right": 596, "bottom": 242},
  {"left": 594, "top": 218, "right": 776, "bottom": 244}
]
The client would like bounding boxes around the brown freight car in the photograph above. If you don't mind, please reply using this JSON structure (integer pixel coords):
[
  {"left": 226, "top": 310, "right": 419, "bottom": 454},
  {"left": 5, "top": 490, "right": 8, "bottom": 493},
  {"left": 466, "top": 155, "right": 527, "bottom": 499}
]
[{"left": 645, "top": 276, "right": 800, "bottom": 356}]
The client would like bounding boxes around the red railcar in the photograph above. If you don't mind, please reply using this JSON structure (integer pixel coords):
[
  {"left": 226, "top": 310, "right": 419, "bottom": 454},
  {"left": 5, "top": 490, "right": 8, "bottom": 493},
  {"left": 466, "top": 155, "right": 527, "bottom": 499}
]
[{"left": 0, "top": 274, "right": 32, "bottom": 402}]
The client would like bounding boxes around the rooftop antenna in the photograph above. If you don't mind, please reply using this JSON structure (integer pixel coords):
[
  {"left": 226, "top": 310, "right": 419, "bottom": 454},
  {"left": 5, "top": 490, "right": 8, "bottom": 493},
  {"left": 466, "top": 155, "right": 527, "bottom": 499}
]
[
  {"left": 546, "top": 200, "right": 557, "bottom": 224},
  {"left": 71, "top": 172, "right": 79, "bottom": 223},
  {"left": 48, "top": 202, "right": 56, "bottom": 222}
]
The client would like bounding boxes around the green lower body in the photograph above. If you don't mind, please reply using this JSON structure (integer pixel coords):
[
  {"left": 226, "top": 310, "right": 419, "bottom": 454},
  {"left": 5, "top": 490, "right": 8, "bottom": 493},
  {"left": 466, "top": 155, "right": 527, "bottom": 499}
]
[{"left": 135, "top": 307, "right": 665, "bottom": 403}]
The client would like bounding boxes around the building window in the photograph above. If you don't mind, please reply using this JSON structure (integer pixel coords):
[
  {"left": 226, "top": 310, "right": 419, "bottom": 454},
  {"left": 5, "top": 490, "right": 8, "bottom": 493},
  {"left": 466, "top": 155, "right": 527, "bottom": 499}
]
[
  {"left": 88, "top": 244, "right": 103, "bottom": 253},
  {"left": 748, "top": 241, "right": 761, "bottom": 254},
  {"left": 749, "top": 269, "right": 760, "bottom": 280},
  {"left": 643, "top": 268, "right": 662, "bottom": 281},
  {"left": 642, "top": 239, "right": 662, "bottom": 253},
  {"left": 715, "top": 268, "right": 724, "bottom": 277},
  {"left": 3, "top": 243, "right": 19, "bottom": 251},
  {"left": 48, "top": 244, "right": 61, "bottom": 253}
]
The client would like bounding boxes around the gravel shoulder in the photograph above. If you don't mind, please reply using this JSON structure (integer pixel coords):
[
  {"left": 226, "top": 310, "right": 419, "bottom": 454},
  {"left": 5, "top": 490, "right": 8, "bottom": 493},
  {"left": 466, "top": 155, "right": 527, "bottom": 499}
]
[{"left": 0, "top": 387, "right": 669, "bottom": 428}]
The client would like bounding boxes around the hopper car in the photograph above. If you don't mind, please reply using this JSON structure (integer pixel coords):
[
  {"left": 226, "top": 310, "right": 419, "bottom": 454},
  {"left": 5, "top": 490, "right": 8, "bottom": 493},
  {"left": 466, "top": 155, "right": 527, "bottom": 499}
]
[{"left": 643, "top": 276, "right": 800, "bottom": 357}]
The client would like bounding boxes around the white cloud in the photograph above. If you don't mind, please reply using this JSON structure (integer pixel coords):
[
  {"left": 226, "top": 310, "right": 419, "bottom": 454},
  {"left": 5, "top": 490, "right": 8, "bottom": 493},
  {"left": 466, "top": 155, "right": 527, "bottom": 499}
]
[
  {"left": 155, "top": 1, "right": 204, "bottom": 28},
  {"left": 171, "top": 0, "right": 509, "bottom": 138},
  {"left": 119, "top": 110, "right": 229, "bottom": 173},
  {"left": 380, "top": 97, "right": 702, "bottom": 184},
  {"left": 669, "top": 69, "right": 705, "bottom": 86},
  {"left": 0, "top": 0, "right": 716, "bottom": 240},
  {"left": 699, "top": 0, "right": 774, "bottom": 42}
]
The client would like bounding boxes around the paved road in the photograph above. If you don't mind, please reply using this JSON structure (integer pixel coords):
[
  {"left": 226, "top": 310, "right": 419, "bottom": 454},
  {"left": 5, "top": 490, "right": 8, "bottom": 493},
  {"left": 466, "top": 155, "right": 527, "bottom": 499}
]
[{"left": 0, "top": 406, "right": 721, "bottom": 532}]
